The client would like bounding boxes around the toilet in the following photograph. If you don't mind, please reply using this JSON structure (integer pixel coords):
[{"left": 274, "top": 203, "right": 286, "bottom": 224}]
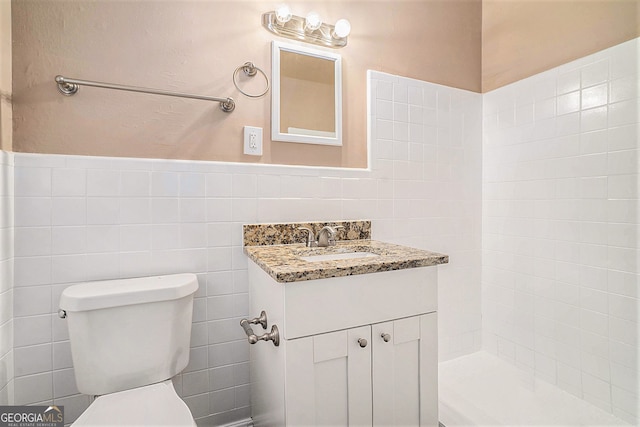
[{"left": 58, "top": 273, "right": 199, "bottom": 426}]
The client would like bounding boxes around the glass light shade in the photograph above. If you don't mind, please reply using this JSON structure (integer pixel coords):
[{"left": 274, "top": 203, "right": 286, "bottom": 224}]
[
  {"left": 304, "top": 12, "right": 322, "bottom": 31},
  {"left": 275, "top": 4, "right": 292, "bottom": 24},
  {"left": 333, "top": 19, "right": 351, "bottom": 38}
]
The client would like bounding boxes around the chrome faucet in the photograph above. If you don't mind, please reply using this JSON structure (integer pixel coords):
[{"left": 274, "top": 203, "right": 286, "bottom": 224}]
[
  {"left": 298, "top": 227, "right": 318, "bottom": 247},
  {"left": 317, "top": 225, "right": 344, "bottom": 247}
]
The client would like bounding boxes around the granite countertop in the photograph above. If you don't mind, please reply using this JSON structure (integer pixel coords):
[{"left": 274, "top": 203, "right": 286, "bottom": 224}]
[{"left": 244, "top": 239, "right": 449, "bottom": 283}]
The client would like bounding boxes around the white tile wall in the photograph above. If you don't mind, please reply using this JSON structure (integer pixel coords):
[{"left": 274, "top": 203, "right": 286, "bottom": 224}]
[
  {"left": 369, "top": 71, "right": 483, "bottom": 361},
  {"left": 0, "top": 150, "right": 14, "bottom": 405},
  {"left": 7, "top": 71, "right": 482, "bottom": 424},
  {"left": 482, "top": 38, "right": 639, "bottom": 424}
]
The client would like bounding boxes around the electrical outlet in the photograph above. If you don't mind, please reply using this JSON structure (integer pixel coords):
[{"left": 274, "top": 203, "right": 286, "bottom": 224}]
[{"left": 243, "top": 126, "right": 263, "bottom": 156}]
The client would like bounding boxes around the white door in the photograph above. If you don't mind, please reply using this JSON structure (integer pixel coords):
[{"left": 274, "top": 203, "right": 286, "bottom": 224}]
[
  {"left": 372, "top": 313, "right": 438, "bottom": 426},
  {"left": 285, "top": 325, "right": 373, "bottom": 426}
]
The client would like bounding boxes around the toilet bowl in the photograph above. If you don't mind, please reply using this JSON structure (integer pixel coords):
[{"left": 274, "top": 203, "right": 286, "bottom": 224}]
[
  {"left": 73, "top": 380, "right": 195, "bottom": 426},
  {"left": 59, "top": 273, "right": 199, "bottom": 426}
]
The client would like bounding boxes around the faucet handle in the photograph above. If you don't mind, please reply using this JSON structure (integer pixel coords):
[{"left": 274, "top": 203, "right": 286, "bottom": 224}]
[
  {"left": 329, "top": 225, "right": 345, "bottom": 236},
  {"left": 329, "top": 225, "right": 344, "bottom": 245},
  {"left": 297, "top": 227, "right": 317, "bottom": 247}
]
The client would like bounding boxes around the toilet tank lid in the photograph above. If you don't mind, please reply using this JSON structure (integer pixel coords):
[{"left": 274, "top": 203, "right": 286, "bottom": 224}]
[{"left": 59, "top": 273, "right": 199, "bottom": 312}]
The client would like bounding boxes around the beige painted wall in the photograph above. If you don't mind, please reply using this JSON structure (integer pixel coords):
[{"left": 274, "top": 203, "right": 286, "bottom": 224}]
[
  {"left": 11, "top": 0, "right": 482, "bottom": 168},
  {"left": 13, "top": 1, "right": 637, "bottom": 164},
  {"left": 483, "top": 0, "right": 640, "bottom": 92},
  {"left": 0, "top": 0, "right": 11, "bottom": 152}
]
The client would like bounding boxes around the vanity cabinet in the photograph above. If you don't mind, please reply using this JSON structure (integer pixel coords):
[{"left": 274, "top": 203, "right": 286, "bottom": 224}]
[
  {"left": 286, "top": 314, "right": 437, "bottom": 426},
  {"left": 247, "top": 261, "right": 440, "bottom": 427}
]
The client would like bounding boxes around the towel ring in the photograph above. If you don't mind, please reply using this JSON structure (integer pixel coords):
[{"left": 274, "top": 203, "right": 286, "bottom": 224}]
[{"left": 233, "top": 62, "right": 270, "bottom": 98}]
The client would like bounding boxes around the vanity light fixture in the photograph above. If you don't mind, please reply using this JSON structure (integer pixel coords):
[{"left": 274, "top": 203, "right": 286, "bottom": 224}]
[{"left": 262, "top": 5, "right": 351, "bottom": 48}]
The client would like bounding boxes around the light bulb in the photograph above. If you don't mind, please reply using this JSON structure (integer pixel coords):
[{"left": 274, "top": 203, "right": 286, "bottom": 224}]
[
  {"left": 333, "top": 19, "right": 351, "bottom": 38},
  {"left": 304, "top": 11, "right": 322, "bottom": 32},
  {"left": 275, "top": 4, "right": 292, "bottom": 24}
]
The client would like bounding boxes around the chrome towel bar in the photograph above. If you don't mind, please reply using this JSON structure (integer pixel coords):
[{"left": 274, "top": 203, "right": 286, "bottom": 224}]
[
  {"left": 55, "top": 75, "right": 236, "bottom": 112},
  {"left": 240, "top": 310, "right": 280, "bottom": 347}
]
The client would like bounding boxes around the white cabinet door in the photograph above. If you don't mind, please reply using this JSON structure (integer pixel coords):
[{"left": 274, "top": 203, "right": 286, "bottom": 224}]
[
  {"left": 285, "top": 325, "right": 373, "bottom": 426},
  {"left": 372, "top": 313, "right": 438, "bottom": 427}
]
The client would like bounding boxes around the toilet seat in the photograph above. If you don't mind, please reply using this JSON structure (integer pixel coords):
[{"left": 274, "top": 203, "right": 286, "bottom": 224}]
[{"left": 73, "top": 380, "right": 196, "bottom": 426}]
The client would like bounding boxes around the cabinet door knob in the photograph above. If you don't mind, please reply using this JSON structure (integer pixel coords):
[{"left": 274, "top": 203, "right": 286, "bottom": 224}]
[
  {"left": 381, "top": 333, "right": 391, "bottom": 342},
  {"left": 357, "top": 338, "right": 368, "bottom": 348}
]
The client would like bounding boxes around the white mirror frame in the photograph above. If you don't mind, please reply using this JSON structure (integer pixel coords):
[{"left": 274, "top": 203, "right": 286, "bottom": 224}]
[{"left": 271, "top": 41, "right": 343, "bottom": 146}]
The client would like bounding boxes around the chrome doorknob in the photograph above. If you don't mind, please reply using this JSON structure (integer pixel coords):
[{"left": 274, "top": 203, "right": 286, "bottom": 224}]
[
  {"left": 358, "top": 338, "right": 368, "bottom": 348},
  {"left": 381, "top": 333, "right": 391, "bottom": 342}
]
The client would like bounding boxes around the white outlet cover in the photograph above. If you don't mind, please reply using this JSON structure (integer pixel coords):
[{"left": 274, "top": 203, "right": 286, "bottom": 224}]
[{"left": 244, "top": 126, "right": 263, "bottom": 156}]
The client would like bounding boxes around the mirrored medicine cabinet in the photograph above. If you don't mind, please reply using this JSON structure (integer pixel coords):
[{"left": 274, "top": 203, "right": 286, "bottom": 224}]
[{"left": 271, "top": 41, "right": 343, "bottom": 146}]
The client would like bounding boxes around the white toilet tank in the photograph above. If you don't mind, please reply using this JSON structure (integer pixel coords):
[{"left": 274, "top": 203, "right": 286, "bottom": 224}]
[{"left": 59, "top": 273, "right": 198, "bottom": 396}]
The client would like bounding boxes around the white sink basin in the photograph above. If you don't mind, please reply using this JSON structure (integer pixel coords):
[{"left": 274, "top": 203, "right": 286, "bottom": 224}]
[{"left": 300, "top": 252, "right": 380, "bottom": 262}]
